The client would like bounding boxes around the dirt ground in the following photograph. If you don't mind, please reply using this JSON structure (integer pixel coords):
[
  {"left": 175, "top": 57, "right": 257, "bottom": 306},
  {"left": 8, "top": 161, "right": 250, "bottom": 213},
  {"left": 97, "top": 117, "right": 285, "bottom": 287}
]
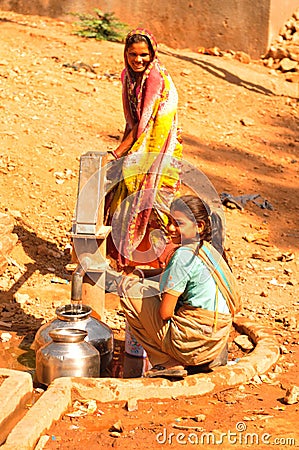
[{"left": 0, "top": 10, "right": 298, "bottom": 450}]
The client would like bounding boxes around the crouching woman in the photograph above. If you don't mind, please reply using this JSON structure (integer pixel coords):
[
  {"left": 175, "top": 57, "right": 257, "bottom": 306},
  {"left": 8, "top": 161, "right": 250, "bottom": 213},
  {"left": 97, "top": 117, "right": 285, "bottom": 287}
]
[{"left": 119, "top": 195, "right": 241, "bottom": 378}]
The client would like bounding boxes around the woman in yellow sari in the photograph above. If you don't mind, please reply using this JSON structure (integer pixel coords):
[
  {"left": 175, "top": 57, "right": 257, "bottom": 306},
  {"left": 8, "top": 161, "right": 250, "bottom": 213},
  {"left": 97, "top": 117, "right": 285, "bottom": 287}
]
[{"left": 105, "top": 28, "right": 182, "bottom": 269}]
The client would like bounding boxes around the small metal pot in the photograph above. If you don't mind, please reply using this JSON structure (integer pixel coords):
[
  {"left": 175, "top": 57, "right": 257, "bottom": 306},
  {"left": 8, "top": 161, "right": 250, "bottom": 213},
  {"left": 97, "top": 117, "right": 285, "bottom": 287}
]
[
  {"left": 33, "top": 304, "right": 114, "bottom": 376},
  {"left": 35, "top": 328, "right": 100, "bottom": 385}
]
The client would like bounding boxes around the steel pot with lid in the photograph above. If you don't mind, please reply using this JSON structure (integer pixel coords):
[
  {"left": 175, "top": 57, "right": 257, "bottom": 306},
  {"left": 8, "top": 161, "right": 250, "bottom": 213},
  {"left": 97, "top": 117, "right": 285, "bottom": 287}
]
[
  {"left": 35, "top": 328, "right": 100, "bottom": 385},
  {"left": 32, "top": 304, "right": 113, "bottom": 376}
]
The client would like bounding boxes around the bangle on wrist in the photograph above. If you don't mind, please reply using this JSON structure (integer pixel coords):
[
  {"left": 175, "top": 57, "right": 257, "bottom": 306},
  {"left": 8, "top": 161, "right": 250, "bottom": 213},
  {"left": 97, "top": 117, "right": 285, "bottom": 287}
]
[{"left": 108, "top": 150, "right": 118, "bottom": 159}]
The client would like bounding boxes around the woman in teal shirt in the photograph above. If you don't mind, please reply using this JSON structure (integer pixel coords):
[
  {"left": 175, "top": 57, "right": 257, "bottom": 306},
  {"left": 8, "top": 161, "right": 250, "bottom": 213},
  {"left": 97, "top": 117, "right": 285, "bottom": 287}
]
[
  {"left": 160, "top": 245, "right": 230, "bottom": 314},
  {"left": 120, "top": 195, "right": 241, "bottom": 379}
]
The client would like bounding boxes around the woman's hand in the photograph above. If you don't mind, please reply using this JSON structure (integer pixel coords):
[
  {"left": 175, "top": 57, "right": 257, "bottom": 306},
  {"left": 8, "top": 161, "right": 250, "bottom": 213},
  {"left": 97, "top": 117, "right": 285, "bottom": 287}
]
[
  {"left": 107, "top": 150, "right": 118, "bottom": 162},
  {"left": 159, "top": 292, "right": 179, "bottom": 321},
  {"left": 113, "top": 124, "right": 138, "bottom": 159},
  {"left": 117, "top": 273, "right": 140, "bottom": 297}
]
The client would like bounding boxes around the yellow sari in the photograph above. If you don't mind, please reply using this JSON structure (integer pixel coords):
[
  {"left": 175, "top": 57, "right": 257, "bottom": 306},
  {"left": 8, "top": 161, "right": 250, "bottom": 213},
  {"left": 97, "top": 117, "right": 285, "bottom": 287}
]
[{"left": 107, "top": 29, "right": 182, "bottom": 268}]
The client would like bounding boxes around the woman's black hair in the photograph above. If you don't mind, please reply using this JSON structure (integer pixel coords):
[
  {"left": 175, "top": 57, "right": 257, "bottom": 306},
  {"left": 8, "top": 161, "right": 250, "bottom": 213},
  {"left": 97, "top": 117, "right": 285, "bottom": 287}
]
[{"left": 170, "top": 195, "right": 229, "bottom": 265}]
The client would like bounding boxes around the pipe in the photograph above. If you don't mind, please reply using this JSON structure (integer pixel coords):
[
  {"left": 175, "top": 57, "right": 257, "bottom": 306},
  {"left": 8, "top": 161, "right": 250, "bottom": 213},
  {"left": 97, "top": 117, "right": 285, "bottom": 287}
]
[{"left": 71, "top": 256, "right": 91, "bottom": 303}]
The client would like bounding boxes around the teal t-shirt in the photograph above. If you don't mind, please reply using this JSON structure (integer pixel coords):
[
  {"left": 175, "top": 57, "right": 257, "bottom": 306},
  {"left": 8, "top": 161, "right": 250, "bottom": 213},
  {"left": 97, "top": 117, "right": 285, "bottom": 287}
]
[{"left": 159, "top": 246, "right": 229, "bottom": 314}]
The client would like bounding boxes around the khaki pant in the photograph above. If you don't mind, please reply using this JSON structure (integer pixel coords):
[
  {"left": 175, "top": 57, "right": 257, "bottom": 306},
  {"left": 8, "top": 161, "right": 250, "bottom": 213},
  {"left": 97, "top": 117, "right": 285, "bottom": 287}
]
[
  {"left": 120, "top": 281, "right": 173, "bottom": 367},
  {"left": 120, "top": 279, "right": 232, "bottom": 368}
]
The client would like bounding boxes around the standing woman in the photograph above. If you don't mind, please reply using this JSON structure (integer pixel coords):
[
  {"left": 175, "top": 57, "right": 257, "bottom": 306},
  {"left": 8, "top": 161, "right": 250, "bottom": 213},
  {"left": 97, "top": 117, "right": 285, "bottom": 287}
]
[{"left": 105, "top": 28, "right": 183, "bottom": 270}]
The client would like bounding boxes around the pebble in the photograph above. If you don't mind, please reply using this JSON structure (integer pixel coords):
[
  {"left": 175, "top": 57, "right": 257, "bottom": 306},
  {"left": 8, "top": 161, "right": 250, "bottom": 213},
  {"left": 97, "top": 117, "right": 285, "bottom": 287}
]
[
  {"left": 280, "top": 344, "right": 289, "bottom": 354},
  {"left": 14, "top": 292, "right": 31, "bottom": 304},
  {"left": 0, "top": 332, "right": 12, "bottom": 342},
  {"left": 109, "top": 420, "right": 123, "bottom": 433},
  {"left": 284, "top": 385, "right": 299, "bottom": 405},
  {"left": 234, "top": 335, "right": 254, "bottom": 351},
  {"left": 126, "top": 398, "right": 138, "bottom": 412}
]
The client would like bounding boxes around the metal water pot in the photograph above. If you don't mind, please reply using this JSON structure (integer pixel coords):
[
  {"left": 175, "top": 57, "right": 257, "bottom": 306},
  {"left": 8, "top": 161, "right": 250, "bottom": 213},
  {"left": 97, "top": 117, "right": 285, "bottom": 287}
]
[
  {"left": 35, "top": 328, "right": 100, "bottom": 385},
  {"left": 33, "top": 304, "right": 113, "bottom": 376}
]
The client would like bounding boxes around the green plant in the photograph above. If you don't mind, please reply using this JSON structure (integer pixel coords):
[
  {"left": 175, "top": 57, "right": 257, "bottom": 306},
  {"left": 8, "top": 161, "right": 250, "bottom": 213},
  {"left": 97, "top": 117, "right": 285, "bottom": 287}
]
[{"left": 71, "top": 9, "right": 128, "bottom": 42}]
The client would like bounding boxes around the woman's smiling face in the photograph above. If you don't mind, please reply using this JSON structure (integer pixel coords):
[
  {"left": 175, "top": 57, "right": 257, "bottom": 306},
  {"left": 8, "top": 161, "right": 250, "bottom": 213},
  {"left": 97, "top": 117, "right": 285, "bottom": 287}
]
[
  {"left": 167, "top": 210, "right": 198, "bottom": 245},
  {"left": 126, "top": 41, "right": 152, "bottom": 73}
]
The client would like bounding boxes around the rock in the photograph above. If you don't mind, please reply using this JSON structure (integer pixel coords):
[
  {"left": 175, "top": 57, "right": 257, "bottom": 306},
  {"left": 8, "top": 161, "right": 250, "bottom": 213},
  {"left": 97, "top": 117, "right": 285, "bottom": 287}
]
[
  {"left": 260, "top": 291, "right": 269, "bottom": 297},
  {"left": 276, "top": 251, "right": 295, "bottom": 262},
  {"left": 234, "top": 51, "right": 251, "bottom": 64},
  {"left": 234, "top": 335, "right": 254, "bottom": 351},
  {"left": 264, "top": 56, "right": 274, "bottom": 68},
  {"left": 8, "top": 210, "right": 22, "bottom": 220},
  {"left": 0, "top": 212, "right": 14, "bottom": 236},
  {"left": 0, "top": 233, "right": 18, "bottom": 254},
  {"left": 265, "top": 45, "right": 289, "bottom": 60},
  {"left": 194, "top": 414, "right": 206, "bottom": 422},
  {"left": 279, "top": 58, "right": 298, "bottom": 72},
  {"left": 273, "top": 364, "right": 283, "bottom": 373},
  {"left": 289, "top": 32, "right": 299, "bottom": 45},
  {"left": 283, "top": 315, "right": 299, "bottom": 330},
  {"left": 262, "top": 8, "right": 299, "bottom": 74},
  {"left": 180, "top": 69, "right": 191, "bottom": 76},
  {"left": 126, "top": 398, "right": 138, "bottom": 412},
  {"left": 243, "top": 230, "right": 269, "bottom": 242},
  {"left": 14, "top": 292, "right": 31, "bottom": 304},
  {"left": 280, "top": 344, "right": 289, "bottom": 354},
  {"left": 206, "top": 46, "right": 221, "bottom": 56},
  {"left": 252, "top": 375, "right": 262, "bottom": 384},
  {"left": 0, "top": 212, "right": 18, "bottom": 275},
  {"left": 0, "top": 332, "right": 12, "bottom": 342},
  {"left": 109, "top": 420, "right": 123, "bottom": 433},
  {"left": 240, "top": 117, "right": 255, "bottom": 126},
  {"left": 109, "top": 431, "right": 121, "bottom": 438},
  {"left": 284, "top": 385, "right": 299, "bottom": 404},
  {"left": 260, "top": 373, "right": 277, "bottom": 383},
  {"left": 0, "top": 258, "right": 8, "bottom": 275}
]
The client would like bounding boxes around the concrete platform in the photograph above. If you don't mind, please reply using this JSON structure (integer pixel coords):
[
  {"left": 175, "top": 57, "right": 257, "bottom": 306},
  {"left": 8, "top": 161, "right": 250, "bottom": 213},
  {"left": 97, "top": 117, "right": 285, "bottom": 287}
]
[
  {"left": 1, "top": 317, "right": 280, "bottom": 450},
  {"left": 0, "top": 368, "right": 33, "bottom": 446}
]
